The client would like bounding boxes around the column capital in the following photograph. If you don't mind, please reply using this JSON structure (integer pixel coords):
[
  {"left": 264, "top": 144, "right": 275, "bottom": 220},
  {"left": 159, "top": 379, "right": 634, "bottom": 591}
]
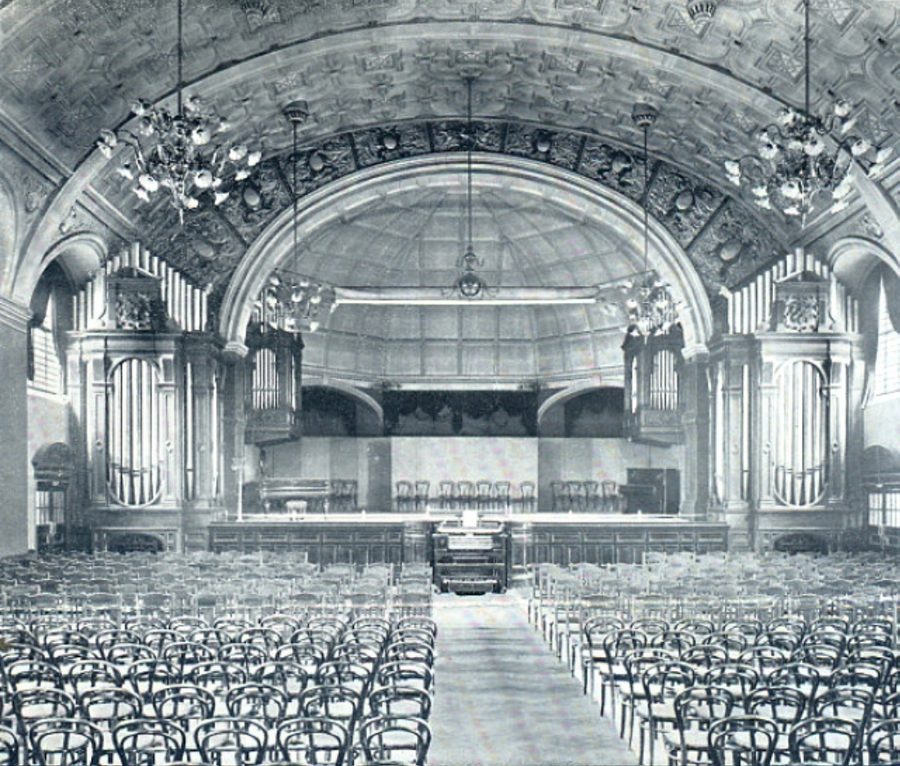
[
  {"left": 223, "top": 341, "right": 249, "bottom": 359},
  {"left": 0, "top": 296, "right": 31, "bottom": 333}
]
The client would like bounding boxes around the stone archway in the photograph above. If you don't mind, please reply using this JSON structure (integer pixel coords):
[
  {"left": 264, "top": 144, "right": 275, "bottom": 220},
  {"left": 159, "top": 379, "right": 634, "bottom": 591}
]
[{"left": 220, "top": 154, "right": 715, "bottom": 356}]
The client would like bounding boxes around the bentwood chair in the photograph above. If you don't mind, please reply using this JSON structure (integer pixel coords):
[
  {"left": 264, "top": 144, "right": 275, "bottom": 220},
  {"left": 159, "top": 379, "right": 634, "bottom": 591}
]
[
  {"left": 519, "top": 481, "right": 536, "bottom": 512},
  {"left": 0, "top": 725, "right": 18, "bottom": 766},
  {"left": 28, "top": 717, "right": 104, "bottom": 766},
  {"left": 194, "top": 717, "right": 269, "bottom": 766},
  {"left": 788, "top": 716, "right": 860, "bottom": 766},
  {"left": 358, "top": 715, "right": 431, "bottom": 766},
  {"left": 277, "top": 717, "right": 349, "bottom": 766},
  {"left": 113, "top": 718, "right": 188, "bottom": 766},
  {"left": 867, "top": 718, "right": 900, "bottom": 765},
  {"left": 708, "top": 715, "right": 778, "bottom": 766}
]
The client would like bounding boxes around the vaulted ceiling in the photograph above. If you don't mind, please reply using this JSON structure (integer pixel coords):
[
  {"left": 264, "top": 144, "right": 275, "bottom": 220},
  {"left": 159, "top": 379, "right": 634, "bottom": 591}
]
[{"left": 0, "top": 0, "right": 897, "bottom": 307}]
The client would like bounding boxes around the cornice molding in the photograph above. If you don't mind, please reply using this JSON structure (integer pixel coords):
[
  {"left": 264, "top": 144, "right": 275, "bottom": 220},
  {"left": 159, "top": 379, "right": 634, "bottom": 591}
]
[
  {"left": 0, "top": 109, "right": 70, "bottom": 184},
  {"left": 0, "top": 295, "right": 31, "bottom": 333}
]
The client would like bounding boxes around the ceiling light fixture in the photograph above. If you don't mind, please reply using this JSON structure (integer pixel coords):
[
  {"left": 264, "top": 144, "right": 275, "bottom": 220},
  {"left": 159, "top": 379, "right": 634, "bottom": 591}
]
[
  {"left": 96, "top": 0, "right": 260, "bottom": 222},
  {"left": 254, "top": 101, "right": 334, "bottom": 334},
  {"left": 723, "top": 0, "right": 891, "bottom": 223},
  {"left": 448, "top": 76, "right": 492, "bottom": 301},
  {"left": 619, "top": 103, "right": 681, "bottom": 338}
]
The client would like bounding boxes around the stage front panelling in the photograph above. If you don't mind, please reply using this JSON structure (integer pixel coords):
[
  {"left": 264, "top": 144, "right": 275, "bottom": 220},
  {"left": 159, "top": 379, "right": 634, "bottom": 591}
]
[{"left": 390, "top": 436, "right": 538, "bottom": 491}]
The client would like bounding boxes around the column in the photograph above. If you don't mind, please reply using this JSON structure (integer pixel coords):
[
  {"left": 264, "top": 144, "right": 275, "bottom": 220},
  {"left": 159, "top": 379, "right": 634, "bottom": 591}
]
[
  {"left": 679, "top": 347, "right": 709, "bottom": 520},
  {"left": 0, "top": 297, "right": 31, "bottom": 555},
  {"left": 222, "top": 342, "right": 249, "bottom": 521},
  {"left": 722, "top": 345, "right": 753, "bottom": 550}
]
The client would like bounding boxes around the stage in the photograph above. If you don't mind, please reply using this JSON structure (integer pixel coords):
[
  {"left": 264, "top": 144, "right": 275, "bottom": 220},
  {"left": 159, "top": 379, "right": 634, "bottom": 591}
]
[{"left": 207, "top": 512, "right": 729, "bottom": 567}]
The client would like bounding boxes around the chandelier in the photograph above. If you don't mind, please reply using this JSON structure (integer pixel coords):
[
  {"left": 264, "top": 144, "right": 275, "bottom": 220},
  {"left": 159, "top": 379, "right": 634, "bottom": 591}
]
[
  {"left": 254, "top": 101, "right": 334, "bottom": 335},
  {"left": 724, "top": 0, "right": 892, "bottom": 223},
  {"left": 620, "top": 103, "right": 682, "bottom": 339},
  {"left": 96, "top": 0, "right": 260, "bottom": 222},
  {"left": 448, "top": 76, "right": 491, "bottom": 301}
]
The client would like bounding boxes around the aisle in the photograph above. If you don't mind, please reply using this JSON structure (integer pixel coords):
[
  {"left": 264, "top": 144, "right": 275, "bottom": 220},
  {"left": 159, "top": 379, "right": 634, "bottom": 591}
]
[{"left": 428, "top": 591, "right": 637, "bottom": 766}]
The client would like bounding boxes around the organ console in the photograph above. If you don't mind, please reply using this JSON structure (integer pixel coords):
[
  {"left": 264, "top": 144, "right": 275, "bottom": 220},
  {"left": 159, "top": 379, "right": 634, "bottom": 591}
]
[{"left": 433, "top": 516, "right": 510, "bottom": 594}]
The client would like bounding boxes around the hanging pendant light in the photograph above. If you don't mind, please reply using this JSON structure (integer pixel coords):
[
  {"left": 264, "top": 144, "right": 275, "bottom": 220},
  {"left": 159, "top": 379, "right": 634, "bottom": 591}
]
[
  {"left": 451, "top": 76, "right": 489, "bottom": 300},
  {"left": 723, "top": 0, "right": 891, "bottom": 224},
  {"left": 620, "top": 103, "right": 681, "bottom": 339},
  {"left": 254, "top": 101, "right": 333, "bottom": 334},
  {"left": 97, "top": 0, "right": 261, "bottom": 223}
]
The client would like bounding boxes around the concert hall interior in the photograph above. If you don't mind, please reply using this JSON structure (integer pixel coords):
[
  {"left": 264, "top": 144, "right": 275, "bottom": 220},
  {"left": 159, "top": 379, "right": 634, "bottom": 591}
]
[{"left": 0, "top": 1, "right": 899, "bottom": 764}]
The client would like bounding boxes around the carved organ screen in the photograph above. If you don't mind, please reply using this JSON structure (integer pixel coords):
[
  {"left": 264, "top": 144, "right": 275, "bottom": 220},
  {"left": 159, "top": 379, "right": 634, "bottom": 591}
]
[
  {"left": 107, "top": 358, "right": 163, "bottom": 507},
  {"left": 772, "top": 360, "right": 828, "bottom": 507}
]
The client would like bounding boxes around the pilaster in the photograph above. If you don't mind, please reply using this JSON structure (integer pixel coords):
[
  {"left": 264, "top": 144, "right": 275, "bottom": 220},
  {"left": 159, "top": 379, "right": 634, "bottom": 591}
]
[{"left": 0, "top": 297, "right": 31, "bottom": 555}]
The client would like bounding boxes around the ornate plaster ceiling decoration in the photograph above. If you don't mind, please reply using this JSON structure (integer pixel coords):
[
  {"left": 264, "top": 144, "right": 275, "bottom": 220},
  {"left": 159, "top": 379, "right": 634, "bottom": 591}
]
[
  {"left": 1, "top": 2, "right": 895, "bottom": 188},
  {"left": 0, "top": 0, "right": 895, "bottom": 309},
  {"left": 140, "top": 119, "right": 782, "bottom": 316}
]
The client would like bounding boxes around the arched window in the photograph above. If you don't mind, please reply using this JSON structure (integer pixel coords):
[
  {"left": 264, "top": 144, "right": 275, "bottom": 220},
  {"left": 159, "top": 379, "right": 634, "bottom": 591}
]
[
  {"left": 873, "top": 279, "right": 900, "bottom": 399},
  {"left": 28, "top": 266, "right": 70, "bottom": 396}
]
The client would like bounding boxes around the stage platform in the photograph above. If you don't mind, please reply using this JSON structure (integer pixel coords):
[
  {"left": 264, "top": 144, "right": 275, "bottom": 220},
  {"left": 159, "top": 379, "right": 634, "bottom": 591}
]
[{"left": 207, "top": 512, "right": 728, "bottom": 566}]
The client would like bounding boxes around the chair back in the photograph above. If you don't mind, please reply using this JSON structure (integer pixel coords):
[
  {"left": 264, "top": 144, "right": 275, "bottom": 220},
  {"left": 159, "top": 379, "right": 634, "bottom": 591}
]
[
  {"left": 788, "top": 716, "right": 860, "bottom": 766},
  {"left": 194, "top": 717, "right": 268, "bottom": 766},
  {"left": 28, "top": 717, "right": 104, "bottom": 766},
  {"left": 708, "top": 715, "right": 778, "bottom": 766},
  {"left": 113, "top": 718, "right": 187, "bottom": 766},
  {"left": 277, "top": 717, "right": 349, "bottom": 766},
  {"left": 359, "top": 715, "right": 431, "bottom": 766},
  {"left": 867, "top": 718, "right": 900, "bottom": 765}
]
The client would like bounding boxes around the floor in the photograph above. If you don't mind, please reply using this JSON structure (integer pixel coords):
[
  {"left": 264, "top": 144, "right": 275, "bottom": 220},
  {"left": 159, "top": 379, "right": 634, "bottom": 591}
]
[{"left": 428, "top": 590, "right": 638, "bottom": 766}]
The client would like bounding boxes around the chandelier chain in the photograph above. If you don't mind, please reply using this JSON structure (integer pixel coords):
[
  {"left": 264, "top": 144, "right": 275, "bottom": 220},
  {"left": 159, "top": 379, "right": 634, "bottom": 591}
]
[
  {"left": 176, "top": 0, "right": 183, "bottom": 116},
  {"left": 466, "top": 76, "right": 474, "bottom": 251}
]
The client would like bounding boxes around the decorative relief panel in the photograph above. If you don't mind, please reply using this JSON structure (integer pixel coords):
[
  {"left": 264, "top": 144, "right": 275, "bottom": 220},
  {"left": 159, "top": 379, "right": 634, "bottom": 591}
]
[
  {"left": 118, "top": 118, "right": 791, "bottom": 316},
  {"left": 577, "top": 138, "right": 646, "bottom": 203},
  {"left": 645, "top": 164, "right": 725, "bottom": 248},
  {"left": 687, "top": 199, "right": 783, "bottom": 291}
]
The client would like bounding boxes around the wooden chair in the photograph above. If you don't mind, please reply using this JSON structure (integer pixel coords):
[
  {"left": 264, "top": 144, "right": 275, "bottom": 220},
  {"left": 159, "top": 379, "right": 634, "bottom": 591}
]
[
  {"left": 455, "top": 481, "right": 475, "bottom": 509},
  {"left": 413, "top": 481, "right": 430, "bottom": 512},
  {"left": 438, "top": 481, "right": 454, "bottom": 509},
  {"left": 788, "top": 716, "right": 859, "bottom": 766},
  {"left": 476, "top": 480, "right": 493, "bottom": 509},
  {"left": 395, "top": 481, "right": 414, "bottom": 513},
  {"left": 492, "top": 481, "right": 511, "bottom": 511},
  {"left": 550, "top": 481, "right": 569, "bottom": 512},
  {"left": 708, "top": 715, "right": 778, "bottom": 766},
  {"left": 601, "top": 480, "right": 620, "bottom": 512},
  {"left": 519, "top": 481, "right": 536, "bottom": 512}
]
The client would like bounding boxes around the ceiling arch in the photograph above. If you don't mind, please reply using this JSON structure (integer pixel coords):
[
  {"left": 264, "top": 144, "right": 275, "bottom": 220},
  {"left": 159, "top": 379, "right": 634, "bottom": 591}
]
[
  {"left": 219, "top": 155, "right": 714, "bottom": 388},
  {"left": 3, "top": 2, "right": 896, "bottom": 303}
]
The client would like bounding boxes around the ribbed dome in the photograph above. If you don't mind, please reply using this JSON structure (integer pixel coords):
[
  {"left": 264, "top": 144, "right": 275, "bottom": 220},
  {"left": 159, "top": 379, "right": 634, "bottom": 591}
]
[{"left": 294, "top": 175, "right": 645, "bottom": 385}]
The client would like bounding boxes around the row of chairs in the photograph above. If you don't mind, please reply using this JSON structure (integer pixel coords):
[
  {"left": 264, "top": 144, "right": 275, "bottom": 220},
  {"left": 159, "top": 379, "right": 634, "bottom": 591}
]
[
  {"left": 0, "top": 714, "right": 427, "bottom": 766},
  {"left": 530, "top": 552, "right": 900, "bottom": 765},
  {"left": 395, "top": 480, "right": 536, "bottom": 511},
  {"left": 0, "top": 552, "right": 438, "bottom": 765},
  {"left": 549, "top": 480, "right": 623, "bottom": 512}
]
